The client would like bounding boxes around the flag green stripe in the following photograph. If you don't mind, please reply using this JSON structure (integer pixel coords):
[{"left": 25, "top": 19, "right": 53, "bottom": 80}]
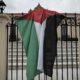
[
  {"left": 16, "top": 20, "right": 39, "bottom": 80},
  {"left": 16, "top": 20, "right": 34, "bottom": 55},
  {"left": 27, "top": 22, "right": 39, "bottom": 80}
]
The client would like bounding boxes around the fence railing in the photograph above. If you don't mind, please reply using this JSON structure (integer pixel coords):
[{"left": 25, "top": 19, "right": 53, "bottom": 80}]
[{"left": 6, "top": 13, "right": 80, "bottom": 80}]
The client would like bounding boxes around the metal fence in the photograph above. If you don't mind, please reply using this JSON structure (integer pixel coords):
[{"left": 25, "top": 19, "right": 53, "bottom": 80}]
[{"left": 6, "top": 13, "right": 80, "bottom": 80}]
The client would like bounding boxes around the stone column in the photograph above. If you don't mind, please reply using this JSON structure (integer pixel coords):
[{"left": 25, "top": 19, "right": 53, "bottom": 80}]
[{"left": 0, "top": 14, "right": 10, "bottom": 80}]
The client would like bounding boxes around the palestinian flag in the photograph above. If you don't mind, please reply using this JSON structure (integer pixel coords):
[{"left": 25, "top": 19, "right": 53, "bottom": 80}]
[{"left": 16, "top": 8, "right": 65, "bottom": 80}]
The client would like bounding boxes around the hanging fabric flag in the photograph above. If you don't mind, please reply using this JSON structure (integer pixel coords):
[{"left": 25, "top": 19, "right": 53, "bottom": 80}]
[
  {"left": 43, "top": 15, "right": 65, "bottom": 77},
  {"left": 16, "top": 4, "right": 65, "bottom": 80}
]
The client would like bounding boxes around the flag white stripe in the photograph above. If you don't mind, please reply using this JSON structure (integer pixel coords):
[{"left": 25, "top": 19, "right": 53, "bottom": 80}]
[
  {"left": 34, "top": 22, "right": 41, "bottom": 43},
  {"left": 37, "top": 20, "right": 46, "bottom": 72},
  {"left": 34, "top": 20, "right": 46, "bottom": 72}
]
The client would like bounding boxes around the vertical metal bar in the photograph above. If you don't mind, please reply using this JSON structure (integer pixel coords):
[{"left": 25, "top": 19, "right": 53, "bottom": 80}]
[
  {"left": 21, "top": 13, "right": 24, "bottom": 80},
  {"left": 6, "top": 25, "right": 8, "bottom": 80},
  {"left": 11, "top": 27, "right": 13, "bottom": 80},
  {"left": 70, "top": 17, "right": 73, "bottom": 80},
  {"left": 79, "top": 24, "right": 80, "bottom": 37},
  {"left": 22, "top": 40, "right": 23, "bottom": 80},
  {"left": 61, "top": 24, "right": 63, "bottom": 80},
  {"left": 74, "top": 13, "right": 78, "bottom": 80},
  {"left": 65, "top": 13, "right": 68, "bottom": 80},
  {"left": 51, "top": 76, "right": 53, "bottom": 80},
  {"left": 56, "top": 55, "right": 58, "bottom": 80},
  {"left": 16, "top": 25, "right": 18, "bottom": 80},
  {"left": 45, "top": 75, "right": 47, "bottom": 80},
  {"left": 55, "top": 15, "right": 58, "bottom": 80},
  {"left": 10, "top": 15, "right": 14, "bottom": 80},
  {"left": 38, "top": 74, "right": 40, "bottom": 80},
  {"left": 79, "top": 23, "right": 80, "bottom": 37},
  {"left": 44, "top": 74, "right": 47, "bottom": 80},
  {"left": 44, "top": 74, "right": 45, "bottom": 80}
]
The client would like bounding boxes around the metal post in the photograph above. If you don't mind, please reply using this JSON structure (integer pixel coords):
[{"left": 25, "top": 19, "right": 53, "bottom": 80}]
[
  {"left": 9, "top": 14, "right": 19, "bottom": 42},
  {"left": 1, "top": 8, "right": 3, "bottom": 13}
]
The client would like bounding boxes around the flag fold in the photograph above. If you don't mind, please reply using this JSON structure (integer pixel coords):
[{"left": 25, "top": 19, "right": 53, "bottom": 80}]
[{"left": 16, "top": 6, "right": 65, "bottom": 80}]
